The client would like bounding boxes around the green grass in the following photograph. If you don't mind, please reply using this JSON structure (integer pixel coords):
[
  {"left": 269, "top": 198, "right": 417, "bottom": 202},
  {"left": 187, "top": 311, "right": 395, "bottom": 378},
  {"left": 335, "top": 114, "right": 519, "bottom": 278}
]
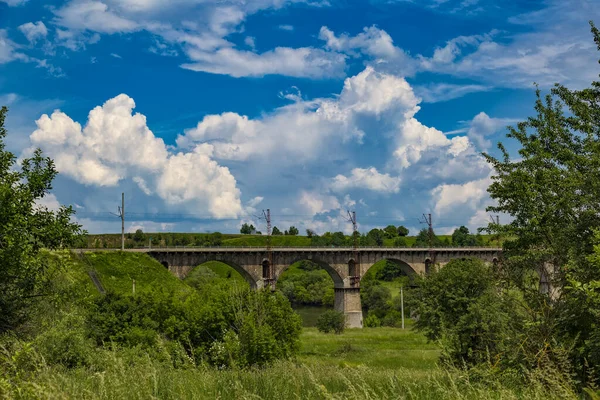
[
  {"left": 222, "top": 235, "right": 312, "bottom": 247},
  {"left": 78, "top": 251, "right": 194, "bottom": 295},
  {"left": 299, "top": 326, "right": 439, "bottom": 370}
]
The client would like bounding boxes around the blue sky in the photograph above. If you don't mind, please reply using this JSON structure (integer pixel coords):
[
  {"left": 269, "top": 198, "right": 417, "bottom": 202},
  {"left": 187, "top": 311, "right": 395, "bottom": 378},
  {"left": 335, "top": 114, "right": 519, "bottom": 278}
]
[{"left": 1, "top": 0, "right": 599, "bottom": 235}]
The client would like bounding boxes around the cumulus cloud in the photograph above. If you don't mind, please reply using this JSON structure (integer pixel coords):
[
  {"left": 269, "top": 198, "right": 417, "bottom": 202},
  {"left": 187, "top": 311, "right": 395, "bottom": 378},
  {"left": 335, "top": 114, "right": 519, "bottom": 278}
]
[
  {"left": 54, "top": 0, "right": 140, "bottom": 34},
  {"left": 467, "top": 112, "right": 516, "bottom": 149},
  {"left": 27, "top": 94, "right": 243, "bottom": 218},
  {"left": 0, "top": 30, "right": 20, "bottom": 64},
  {"left": 330, "top": 167, "right": 401, "bottom": 193},
  {"left": 299, "top": 191, "right": 341, "bottom": 215},
  {"left": 18, "top": 22, "right": 48, "bottom": 43},
  {"left": 319, "top": 25, "right": 415, "bottom": 76},
  {"left": 431, "top": 174, "right": 492, "bottom": 215}
]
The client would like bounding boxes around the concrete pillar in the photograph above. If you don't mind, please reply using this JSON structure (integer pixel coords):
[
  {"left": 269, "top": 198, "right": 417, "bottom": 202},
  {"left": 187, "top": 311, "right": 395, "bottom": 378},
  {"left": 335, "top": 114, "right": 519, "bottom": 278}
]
[{"left": 334, "top": 287, "right": 363, "bottom": 328}]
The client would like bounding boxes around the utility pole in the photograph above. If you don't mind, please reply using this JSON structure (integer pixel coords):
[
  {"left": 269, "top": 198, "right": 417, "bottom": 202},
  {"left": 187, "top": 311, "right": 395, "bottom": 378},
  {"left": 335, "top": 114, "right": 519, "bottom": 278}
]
[
  {"left": 347, "top": 210, "right": 360, "bottom": 286},
  {"left": 490, "top": 214, "right": 500, "bottom": 246},
  {"left": 419, "top": 213, "right": 433, "bottom": 248},
  {"left": 419, "top": 213, "right": 435, "bottom": 272},
  {"left": 262, "top": 209, "right": 274, "bottom": 290},
  {"left": 401, "top": 286, "right": 405, "bottom": 329},
  {"left": 118, "top": 193, "right": 125, "bottom": 251}
]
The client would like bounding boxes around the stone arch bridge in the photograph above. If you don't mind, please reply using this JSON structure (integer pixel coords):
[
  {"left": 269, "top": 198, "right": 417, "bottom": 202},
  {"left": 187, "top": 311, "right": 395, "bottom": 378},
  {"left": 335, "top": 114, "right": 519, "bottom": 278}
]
[{"left": 127, "top": 246, "right": 501, "bottom": 328}]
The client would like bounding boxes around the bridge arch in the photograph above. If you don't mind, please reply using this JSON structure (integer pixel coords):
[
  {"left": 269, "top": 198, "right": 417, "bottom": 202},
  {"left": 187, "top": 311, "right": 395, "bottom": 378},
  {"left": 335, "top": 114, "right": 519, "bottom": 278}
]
[
  {"left": 282, "top": 258, "right": 344, "bottom": 286},
  {"left": 363, "top": 258, "right": 418, "bottom": 282},
  {"left": 189, "top": 259, "right": 259, "bottom": 289}
]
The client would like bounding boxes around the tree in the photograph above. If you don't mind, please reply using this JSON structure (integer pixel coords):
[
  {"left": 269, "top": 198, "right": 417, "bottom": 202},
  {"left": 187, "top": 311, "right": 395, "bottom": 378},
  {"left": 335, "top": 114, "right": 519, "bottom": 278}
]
[
  {"left": 413, "top": 228, "right": 442, "bottom": 247},
  {"left": 0, "top": 106, "right": 82, "bottom": 333},
  {"left": 316, "top": 310, "right": 345, "bottom": 334},
  {"left": 240, "top": 223, "right": 255, "bottom": 234},
  {"left": 451, "top": 226, "right": 477, "bottom": 247},
  {"left": 366, "top": 228, "right": 384, "bottom": 246},
  {"left": 481, "top": 23, "right": 600, "bottom": 384},
  {"left": 272, "top": 226, "right": 282, "bottom": 235},
  {"left": 288, "top": 226, "right": 299, "bottom": 236},
  {"left": 383, "top": 225, "right": 397, "bottom": 239},
  {"left": 306, "top": 229, "right": 315, "bottom": 238},
  {"left": 133, "top": 229, "right": 145, "bottom": 242},
  {"left": 397, "top": 226, "right": 409, "bottom": 237}
]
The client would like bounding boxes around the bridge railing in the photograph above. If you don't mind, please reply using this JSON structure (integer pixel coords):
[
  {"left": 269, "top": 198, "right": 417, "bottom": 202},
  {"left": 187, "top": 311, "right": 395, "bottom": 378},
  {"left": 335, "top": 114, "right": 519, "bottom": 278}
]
[{"left": 73, "top": 245, "right": 503, "bottom": 251}]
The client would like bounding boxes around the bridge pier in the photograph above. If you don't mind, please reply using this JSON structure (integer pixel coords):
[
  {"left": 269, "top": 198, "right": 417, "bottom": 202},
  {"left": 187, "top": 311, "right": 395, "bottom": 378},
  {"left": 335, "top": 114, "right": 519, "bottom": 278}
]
[{"left": 335, "top": 287, "right": 363, "bottom": 328}]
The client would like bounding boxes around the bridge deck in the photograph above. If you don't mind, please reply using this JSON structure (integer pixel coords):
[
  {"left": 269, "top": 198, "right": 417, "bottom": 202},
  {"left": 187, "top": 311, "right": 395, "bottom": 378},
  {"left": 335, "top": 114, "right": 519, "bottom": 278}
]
[{"left": 75, "top": 246, "right": 502, "bottom": 253}]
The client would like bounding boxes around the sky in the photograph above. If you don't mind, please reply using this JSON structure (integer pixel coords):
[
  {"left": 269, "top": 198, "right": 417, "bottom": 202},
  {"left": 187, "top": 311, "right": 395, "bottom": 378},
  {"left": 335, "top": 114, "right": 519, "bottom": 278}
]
[{"left": 1, "top": 0, "right": 599, "bottom": 235}]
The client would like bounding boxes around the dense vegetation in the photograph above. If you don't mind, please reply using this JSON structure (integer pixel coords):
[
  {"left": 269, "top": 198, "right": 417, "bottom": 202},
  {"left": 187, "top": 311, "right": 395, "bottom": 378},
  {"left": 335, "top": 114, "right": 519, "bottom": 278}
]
[{"left": 82, "top": 226, "right": 496, "bottom": 249}]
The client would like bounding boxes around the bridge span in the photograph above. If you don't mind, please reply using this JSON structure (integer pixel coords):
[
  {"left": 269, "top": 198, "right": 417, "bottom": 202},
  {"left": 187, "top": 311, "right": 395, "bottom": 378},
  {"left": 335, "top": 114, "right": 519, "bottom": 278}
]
[{"left": 101, "top": 246, "right": 501, "bottom": 328}]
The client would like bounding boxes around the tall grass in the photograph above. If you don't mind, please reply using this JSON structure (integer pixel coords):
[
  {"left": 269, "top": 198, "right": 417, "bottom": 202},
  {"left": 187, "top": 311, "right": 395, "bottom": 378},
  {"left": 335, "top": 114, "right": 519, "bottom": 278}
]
[{"left": 0, "top": 351, "right": 577, "bottom": 400}]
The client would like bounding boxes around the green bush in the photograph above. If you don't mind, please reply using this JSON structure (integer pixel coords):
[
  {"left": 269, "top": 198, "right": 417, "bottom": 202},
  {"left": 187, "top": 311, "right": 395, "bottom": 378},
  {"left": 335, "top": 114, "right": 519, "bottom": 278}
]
[
  {"left": 316, "top": 310, "right": 345, "bottom": 334},
  {"left": 88, "top": 286, "right": 302, "bottom": 368},
  {"left": 363, "top": 312, "right": 381, "bottom": 328}
]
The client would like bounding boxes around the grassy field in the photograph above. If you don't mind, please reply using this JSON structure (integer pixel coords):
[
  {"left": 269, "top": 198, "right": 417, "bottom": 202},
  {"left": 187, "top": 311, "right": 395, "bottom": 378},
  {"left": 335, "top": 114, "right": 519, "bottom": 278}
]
[{"left": 0, "top": 252, "right": 576, "bottom": 399}]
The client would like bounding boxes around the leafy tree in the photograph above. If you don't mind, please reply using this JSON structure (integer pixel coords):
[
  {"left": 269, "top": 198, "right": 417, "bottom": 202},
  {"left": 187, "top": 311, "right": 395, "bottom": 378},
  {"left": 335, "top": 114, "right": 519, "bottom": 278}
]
[
  {"left": 272, "top": 226, "right": 282, "bottom": 235},
  {"left": 316, "top": 310, "right": 345, "bottom": 334},
  {"left": 383, "top": 225, "right": 397, "bottom": 239},
  {"left": 481, "top": 23, "right": 600, "bottom": 384},
  {"left": 306, "top": 229, "right": 315, "bottom": 238},
  {"left": 366, "top": 228, "right": 384, "bottom": 246},
  {"left": 288, "top": 226, "right": 299, "bottom": 236},
  {"left": 409, "top": 258, "right": 518, "bottom": 366},
  {"left": 375, "top": 260, "right": 406, "bottom": 281},
  {"left": 240, "top": 223, "right": 255, "bottom": 234},
  {"left": 0, "top": 106, "right": 82, "bottom": 333},
  {"left": 361, "top": 282, "right": 391, "bottom": 318},
  {"left": 397, "top": 225, "right": 409, "bottom": 237},
  {"left": 451, "top": 226, "right": 478, "bottom": 247},
  {"left": 413, "top": 228, "right": 442, "bottom": 247},
  {"left": 133, "top": 229, "right": 145, "bottom": 242}
]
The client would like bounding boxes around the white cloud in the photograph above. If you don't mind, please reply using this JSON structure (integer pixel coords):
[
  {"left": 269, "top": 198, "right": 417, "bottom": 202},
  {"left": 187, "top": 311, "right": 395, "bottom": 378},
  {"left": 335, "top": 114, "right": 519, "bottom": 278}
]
[
  {"left": 244, "top": 36, "right": 256, "bottom": 50},
  {"left": 0, "top": 30, "right": 20, "bottom": 64},
  {"left": 35, "top": 193, "right": 62, "bottom": 211},
  {"left": 299, "top": 191, "right": 340, "bottom": 215},
  {"left": 0, "top": 0, "right": 28, "bottom": 5},
  {"left": 54, "top": 0, "right": 140, "bottom": 34},
  {"left": 27, "top": 94, "right": 243, "bottom": 218},
  {"left": 415, "top": 83, "right": 491, "bottom": 103},
  {"left": 18, "top": 22, "right": 48, "bottom": 43},
  {"left": 330, "top": 167, "right": 401, "bottom": 193},
  {"left": 467, "top": 112, "right": 516, "bottom": 149},
  {"left": 319, "top": 25, "right": 415, "bottom": 76},
  {"left": 110, "top": 52, "right": 122, "bottom": 58},
  {"left": 278, "top": 24, "right": 294, "bottom": 31},
  {"left": 431, "top": 174, "right": 492, "bottom": 215},
  {"left": 180, "top": 46, "right": 346, "bottom": 78}
]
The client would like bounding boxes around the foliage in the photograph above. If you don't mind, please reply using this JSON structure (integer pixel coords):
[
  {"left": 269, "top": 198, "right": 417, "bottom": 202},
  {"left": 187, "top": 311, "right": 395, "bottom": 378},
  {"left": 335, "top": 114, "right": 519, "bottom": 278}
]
[
  {"left": 0, "top": 106, "right": 82, "bottom": 333},
  {"left": 287, "top": 226, "right": 299, "bottom": 236},
  {"left": 88, "top": 285, "right": 302, "bottom": 368},
  {"left": 413, "top": 228, "right": 443, "bottom": 247},
  {"left": 383, "top": 225, "right": 398, "bottom": 239},
  {"left": 397, "top": 226, "right": 409, "bottom": 237},
  {"left": 272, "top": 226, "right": 282, "bottom": 235},
  {"left": 361, "top": 282, "right": 391, "bottom": 318},
  {"left": 480, "top": 22, "right": 600, "bottom": 385},
  {"left": 240, "top": 223, "right": 255, "bottom": 235},
  {"left": 133, "top": 229, "right": 146, "bottom": 242},
  {"left": 277, "top": 261, "right": 334, "bottom": 306},
  {"left": 409, "top": 259, "right": 521, "bottom": 367},
  {"left": 451, "top": 226, "right": 484, "bottom": 247},
  {"left": 315, "top": 310, "right": 345, "bottom": 334},
  {"left": 375, "top": 260, "right": 407, "bottom": 281}
]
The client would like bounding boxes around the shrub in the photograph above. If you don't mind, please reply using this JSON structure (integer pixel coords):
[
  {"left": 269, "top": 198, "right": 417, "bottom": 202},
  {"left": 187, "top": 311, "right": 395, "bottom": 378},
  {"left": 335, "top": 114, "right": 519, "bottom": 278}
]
[
  {"left": 316, "top": 310, "right": 345, "bottom": 334},
  {"left": 363, "top": 313, "right": 381, "bottom": 328}
]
